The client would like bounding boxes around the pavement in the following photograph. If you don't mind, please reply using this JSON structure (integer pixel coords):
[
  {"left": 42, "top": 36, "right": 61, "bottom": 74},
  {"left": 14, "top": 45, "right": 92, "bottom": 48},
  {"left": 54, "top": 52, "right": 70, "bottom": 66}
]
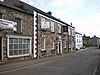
[{"left": 0, "top": 52, "right": 79, "bottom": 72}]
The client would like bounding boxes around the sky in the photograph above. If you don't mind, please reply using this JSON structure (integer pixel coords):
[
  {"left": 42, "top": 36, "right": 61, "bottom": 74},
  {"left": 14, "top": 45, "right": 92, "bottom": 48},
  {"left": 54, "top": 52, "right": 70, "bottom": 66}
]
[{"left": 1, "top": 0, "right": 100, "bottom": 37}]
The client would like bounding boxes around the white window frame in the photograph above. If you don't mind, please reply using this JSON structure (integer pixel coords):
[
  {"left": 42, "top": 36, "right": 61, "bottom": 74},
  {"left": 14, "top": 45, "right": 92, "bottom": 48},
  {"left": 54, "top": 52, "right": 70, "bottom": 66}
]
[
  {"left": 51, "top": 21, "right": 54, "bottom": 32},
  {"left": 15, "top": 18, "right": 22, "bottom": 32},
  {"left": 41, "top": 17, "right": 46, "bottom": 29},
  {"left": 68, "top": 27, "right": 71, "bottom": 36},
  {"left": 41, "top": 35, "right": 46, "bottom": 51},
  {"left": 7, "top": 35, "right": 32, "bottom": 58},
  {"left": 58, "top": 24, "right": 61, "bottom": 33}
]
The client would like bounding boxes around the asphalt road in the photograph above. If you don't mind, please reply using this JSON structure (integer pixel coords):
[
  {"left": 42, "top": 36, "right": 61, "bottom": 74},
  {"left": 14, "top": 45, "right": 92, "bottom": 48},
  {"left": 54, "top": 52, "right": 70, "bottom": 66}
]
[{"left": 0, "top": 47, "right": 100, "bottom": 75}]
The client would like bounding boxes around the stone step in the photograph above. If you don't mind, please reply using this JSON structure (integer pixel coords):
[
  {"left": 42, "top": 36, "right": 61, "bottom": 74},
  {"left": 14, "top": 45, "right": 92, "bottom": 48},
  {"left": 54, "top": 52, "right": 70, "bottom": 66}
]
[{"left": 0, "top": 61, "right": 6, "bottom": 65}]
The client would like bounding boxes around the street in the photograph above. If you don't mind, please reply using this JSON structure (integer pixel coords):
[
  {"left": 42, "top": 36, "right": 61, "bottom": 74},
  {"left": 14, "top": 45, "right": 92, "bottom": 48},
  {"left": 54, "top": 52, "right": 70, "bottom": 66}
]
[{"left": 0, "top": 47, "right": 100, "bottom": 75}]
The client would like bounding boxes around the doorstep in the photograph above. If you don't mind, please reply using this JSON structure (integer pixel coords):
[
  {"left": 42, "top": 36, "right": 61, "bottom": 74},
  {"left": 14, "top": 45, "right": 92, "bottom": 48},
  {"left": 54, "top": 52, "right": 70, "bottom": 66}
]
[{"left": 0, "top": 61, "right": 6, "bottom": 65}]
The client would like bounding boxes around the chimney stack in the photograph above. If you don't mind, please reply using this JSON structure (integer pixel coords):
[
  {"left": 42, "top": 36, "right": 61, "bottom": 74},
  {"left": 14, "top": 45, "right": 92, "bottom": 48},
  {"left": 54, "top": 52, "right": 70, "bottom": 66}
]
[{"left": 47, "top": 11, "right": 52, "bottom": 15}]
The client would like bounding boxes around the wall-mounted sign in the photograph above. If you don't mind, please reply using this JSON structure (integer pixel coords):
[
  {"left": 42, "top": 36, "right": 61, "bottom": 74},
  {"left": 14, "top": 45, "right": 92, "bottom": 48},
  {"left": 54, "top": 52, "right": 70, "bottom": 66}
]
[{"left": 0, "top": 19, "right": 17, "bottom": 31}]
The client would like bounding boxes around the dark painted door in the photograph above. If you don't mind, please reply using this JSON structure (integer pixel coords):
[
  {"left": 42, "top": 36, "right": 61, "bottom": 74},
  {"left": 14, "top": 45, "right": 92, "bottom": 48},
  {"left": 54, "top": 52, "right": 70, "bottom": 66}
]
[
  {"left": 59, "top": 41, "right": 61, "bottom": 53},
  {"left": 0, "top": 37, "right": 2, "bottom": 60}
]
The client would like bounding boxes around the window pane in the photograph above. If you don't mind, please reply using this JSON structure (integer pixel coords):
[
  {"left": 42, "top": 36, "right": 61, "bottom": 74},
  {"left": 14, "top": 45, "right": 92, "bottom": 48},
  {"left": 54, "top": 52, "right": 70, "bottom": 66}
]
[
  {"left": 41, "top": 37, "right": 44, "bottom": 49},
  {"left": 14, "top": 50, "right": 18, "bottom": 55},
  {"left": 9, "top": 44, "right": 13, "bottom": 49},
  {"left": 15, "top": 18, "right": 21, "bottom": 32},
  {"left": 0, "top": 13, "right": 2, "bottom": 19},
  {"left": 25, "top": 50, "right": 28, "bottom": 54},
  {"left": 19, "top": 38, "right": 22, "bottom": 43},
  {"left": 23, "top": 50, "right": 26, "bottom": 54},
  {"left": 14, "top": 39, "right": 18, "bottom": 43},
  {"left": 23, "top": 44, "right": 26, "bottom": 49},
  {"left": 9, "top": 38, "right": 13, "bottom": 43},
  {"left": 9, "top": 50, "right": 13, "bottom": 56},
  {"left": 19, "top": 50, "right": 22, "bottom": 54},
  {"left": 23, "top": 39, "right": 27, "bottom": 43},
  {"left": 14, "top": 44, "right": 18, "bottom": 49},
  {"left": 19, "top": 44, "right": 22, "bottom": 49}
]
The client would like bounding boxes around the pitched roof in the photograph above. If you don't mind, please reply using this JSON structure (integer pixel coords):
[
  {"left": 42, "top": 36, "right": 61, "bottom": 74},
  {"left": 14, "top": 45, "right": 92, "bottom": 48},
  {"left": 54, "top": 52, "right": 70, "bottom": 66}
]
[
  {"left": 0, "top": 1, "right": 33, "bottom": 16},
  {"left": 1, "top": 0, "right": 75, "bottom": 28}
]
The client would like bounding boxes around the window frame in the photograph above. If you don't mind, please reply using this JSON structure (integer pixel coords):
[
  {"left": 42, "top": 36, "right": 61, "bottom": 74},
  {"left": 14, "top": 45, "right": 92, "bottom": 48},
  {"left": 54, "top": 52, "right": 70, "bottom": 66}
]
[
  {"left": 7, "top": 35, "right": 32, "bottom": 58},
  {"left": 15, "top": 18, "right": 22, "bottom": 32},
  {"left": 41, "top": 34, "right": 46, "bottom": 51},
  {"left": 51, "top": 21, "right": 55, "bottom": 32},
  {"left": 0, "top": 13, "right": 2, "bottom": 19}
]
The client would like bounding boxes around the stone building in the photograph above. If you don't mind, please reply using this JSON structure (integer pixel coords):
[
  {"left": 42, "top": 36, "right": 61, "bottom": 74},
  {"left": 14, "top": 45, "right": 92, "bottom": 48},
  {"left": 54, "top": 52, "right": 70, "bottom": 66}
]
[
  {"left": 0, "top": 0, "right": 75, "bottom": 63},
  {"left": 68, "top": 24, "right": 75, "bottom": 52},
  {"left": 0, "top": 1, "right": 34, "bottom": 63},
  {"left": 91, "top": 35, "right": 100, "bottom": 47},
  {"left": 83, "top": 34, "right": 91, "bottom": 47},
  {"left": 37, "top": 14, "right": 69, "bottom": 57}
]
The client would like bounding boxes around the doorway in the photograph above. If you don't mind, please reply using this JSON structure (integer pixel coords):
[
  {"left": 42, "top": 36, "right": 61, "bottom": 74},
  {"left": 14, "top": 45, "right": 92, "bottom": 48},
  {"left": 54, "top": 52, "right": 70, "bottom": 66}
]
[
  {"left": 0, "top": 37, "right": 2, "bottom": 60},
  {"left": 58, "top": 41, "right": 62, "bottom": 54}
]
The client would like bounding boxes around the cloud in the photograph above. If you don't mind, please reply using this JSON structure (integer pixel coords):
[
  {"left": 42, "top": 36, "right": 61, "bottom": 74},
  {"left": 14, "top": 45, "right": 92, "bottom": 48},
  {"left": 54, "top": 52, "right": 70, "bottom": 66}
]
[
  {"left": 51, "top": 0, "right": 70, "bottom": 7},
  {"left": 51, "top": 0, "right": 86, "bottom": 10},
  {"left": 74, "top": 12, "right": 100, "bottom": 37},
  {"left": 91, "top": 6, "right": 98, "bottom": 10},
  {"left": 20, "top": 0, "right": 35, "bottom": 5},
  {"left": 51, "top": 0, "right": 87, "bottom": 15},
  {"left": 68, "top": 0, "right": 86, "bottom": 11}
]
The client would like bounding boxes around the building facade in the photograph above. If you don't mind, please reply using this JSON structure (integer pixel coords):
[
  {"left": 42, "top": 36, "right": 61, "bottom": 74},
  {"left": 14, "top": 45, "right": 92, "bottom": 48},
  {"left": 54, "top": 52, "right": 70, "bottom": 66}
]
[
  {"left": 75, "top": 32, "right": 83, "bottom": 50},
  {"left": 68, "top": 25, "right": 75, "bottom": 52},
  {"left": 91, "top": 36, "right": 100, "bottom": 47},
  {"left": 0, "top": 0, "right": 75, "bottom": 63},
  {"left": 83, "top": 34, "right": 91, "bottom": 47},
  {"left": 0, "top": 1, "right": 34, "bottom": 62}
]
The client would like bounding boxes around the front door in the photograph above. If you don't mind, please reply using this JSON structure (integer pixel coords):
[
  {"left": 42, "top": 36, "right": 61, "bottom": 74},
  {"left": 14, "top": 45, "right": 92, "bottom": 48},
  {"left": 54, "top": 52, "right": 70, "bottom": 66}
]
[
  {"left": 0, "top": 37, "right": 2, "bottom": 60},
  {"left": 58, "top": 41, "right": 62, "bottom": 54},
  {"left": 59, "top": 41, "right": 61, "bottom": 53}
]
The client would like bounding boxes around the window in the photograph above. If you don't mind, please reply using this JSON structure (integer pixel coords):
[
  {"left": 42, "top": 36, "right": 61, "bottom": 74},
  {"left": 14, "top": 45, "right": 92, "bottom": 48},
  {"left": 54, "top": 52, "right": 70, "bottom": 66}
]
[
  {"left": 41, "top": 35, "right": 46, "bottom": 50},
  {"left": 41, "top": 17, "right": 50, "bottom": 31},
  {"left": 68, "top": 27, "right": 70, "bottom": 36},
  {"left": 64, "top": 41, "right": 66, "bottom": 48},
  {"left": 51, "top": 21, "right": 54, "bottom": 32},
  {"left": 77, "top": 35, "right": 78, "bottom": 37},
  {"left": 77, "top": 39, "right": 78, "bottom": 43},
  {"left": 63, "top": 26, "right": 68, "bottom": 32},
  {"left": 41, "top": 17, "right": 46, "bottom": 30},
  {"left": 15, "top": 18, "right": 22, "bottom": 32},
  {"left": 50, "top": 38, "right": 55, "bottom": 49},
  {"left": 8, "top": 36, "right": 32, "bottom": 57},
  {"left": 72, "top": 29, "right": 74, "bottom": 36},
  {"left": 0, "top": 13, "right": 2, "bottom": 19},
  {"left": 58, "top": 24, "right": 61, "bottom": 33}
]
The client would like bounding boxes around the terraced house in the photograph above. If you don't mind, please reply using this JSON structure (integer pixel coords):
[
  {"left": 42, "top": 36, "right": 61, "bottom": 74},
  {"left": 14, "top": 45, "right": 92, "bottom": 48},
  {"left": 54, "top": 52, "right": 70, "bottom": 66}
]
[
  {"left": 0, "top": 0, "right": 75, "bottom": 63},
  {"left": 68, "top": 24, "right": 75, "bottom": 52},
  {"left": 0, "top": 1, "right": 34, "bottom": 63}
]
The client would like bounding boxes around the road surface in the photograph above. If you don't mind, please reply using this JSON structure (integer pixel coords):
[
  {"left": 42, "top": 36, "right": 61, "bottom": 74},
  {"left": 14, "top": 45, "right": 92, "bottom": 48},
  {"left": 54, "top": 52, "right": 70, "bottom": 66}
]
[{"left": 0, "top": 47, "right": 100, "bottom": 75}]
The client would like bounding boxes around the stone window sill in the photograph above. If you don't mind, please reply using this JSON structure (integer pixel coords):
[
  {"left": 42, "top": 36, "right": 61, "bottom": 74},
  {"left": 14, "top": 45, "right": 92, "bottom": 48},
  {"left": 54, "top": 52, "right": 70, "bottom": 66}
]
[
  {"left": 41, "top": 49, "right": 46, "bottom": 52},
  {"left": 51, "top": 48, "right": 55, "bottom": 51}
]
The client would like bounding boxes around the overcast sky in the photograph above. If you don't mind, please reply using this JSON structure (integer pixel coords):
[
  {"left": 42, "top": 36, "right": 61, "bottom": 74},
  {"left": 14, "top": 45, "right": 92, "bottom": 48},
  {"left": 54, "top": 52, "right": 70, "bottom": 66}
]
[{"left": 1, "top": 0, "right": 100, "bottom": 37}]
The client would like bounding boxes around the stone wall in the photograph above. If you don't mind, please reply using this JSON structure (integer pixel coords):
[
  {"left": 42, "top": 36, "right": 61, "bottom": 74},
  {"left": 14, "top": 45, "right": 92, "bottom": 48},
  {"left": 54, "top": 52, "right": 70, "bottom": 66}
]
[
  {"left": 37, "top": 15, "right": 69, "bottom": 57},
  {"left": 0, "top": 5, "right": 34, "bottom": 62}
]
